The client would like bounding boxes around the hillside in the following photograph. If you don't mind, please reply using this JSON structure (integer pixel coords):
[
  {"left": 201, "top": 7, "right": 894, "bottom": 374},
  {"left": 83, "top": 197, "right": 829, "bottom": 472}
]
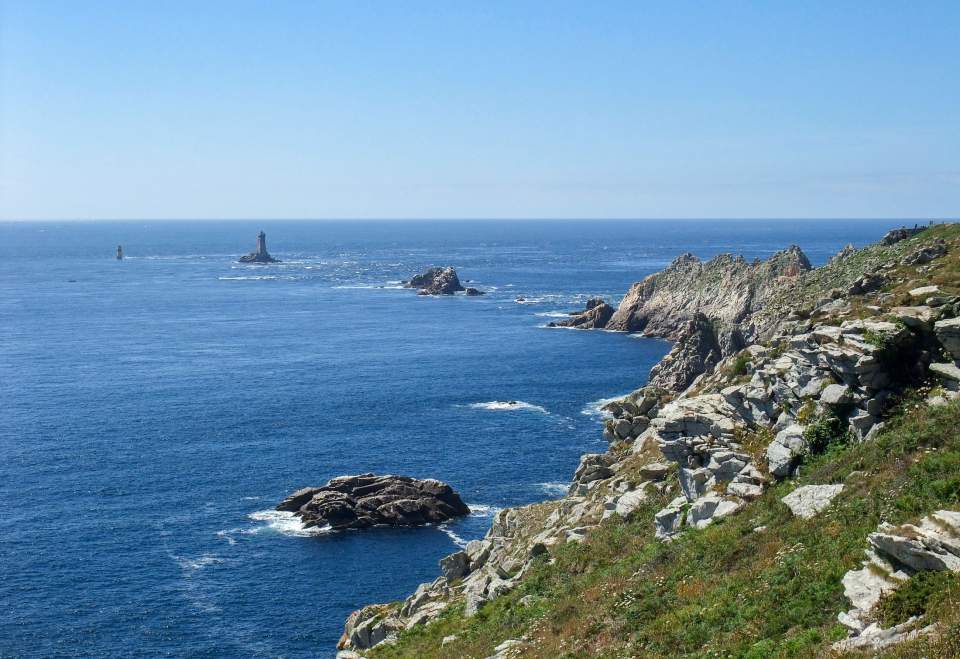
[{"left": 339, "top": 223, "right": 960, "bottom": 659}]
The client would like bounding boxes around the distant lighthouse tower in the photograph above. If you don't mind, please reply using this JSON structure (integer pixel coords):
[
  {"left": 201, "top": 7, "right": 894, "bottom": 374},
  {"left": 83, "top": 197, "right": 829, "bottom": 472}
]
[
  {"left": 116, "top": 244, "right": 124, "bottom": 260},
  {"left": 238, "top": 230, "right": 280, "bottom": 263}
]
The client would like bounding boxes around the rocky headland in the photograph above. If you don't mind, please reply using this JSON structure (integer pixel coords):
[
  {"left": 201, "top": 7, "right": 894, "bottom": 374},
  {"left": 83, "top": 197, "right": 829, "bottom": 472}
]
[
  {"left": 336, "top": 223, "right": 960, "bottom": 658},
  {"left": 404, "top": 266, "right": 484, "bottom": 296},
  {"left": 278, "top": 474, "right": 469, "bottom": 530}
]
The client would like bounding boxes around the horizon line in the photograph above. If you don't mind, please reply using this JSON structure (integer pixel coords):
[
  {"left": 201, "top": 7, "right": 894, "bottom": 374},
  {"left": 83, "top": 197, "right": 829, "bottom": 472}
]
[{"left": 1, "top": 217, "right": 954, "bottom": 223}]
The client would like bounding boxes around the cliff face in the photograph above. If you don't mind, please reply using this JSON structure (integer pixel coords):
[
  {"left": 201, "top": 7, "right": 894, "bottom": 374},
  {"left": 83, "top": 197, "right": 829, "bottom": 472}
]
[
  {"left": 338, "top": 224, "right": 960, "bottom": 659},
  {"left": 606, "top": 245, "right": 811, "bottom": 337},
  {"left": 589, "top": 246, "right": 810, "bottom": 391}
]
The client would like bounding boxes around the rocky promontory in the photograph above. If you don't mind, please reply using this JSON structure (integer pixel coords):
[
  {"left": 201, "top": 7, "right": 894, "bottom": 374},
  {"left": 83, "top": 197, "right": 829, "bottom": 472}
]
[
  {"left": 278, "top": 474, "right": 469, "bottom": 530},
  {"left": 404, "top": 266, "right": 484, "bottom": 295},
  {"left": 550, "top": 246, "right": 812, "bottom": 390},
  {"left": 336, "top": 223, "right": 960, "bottom": 658}
]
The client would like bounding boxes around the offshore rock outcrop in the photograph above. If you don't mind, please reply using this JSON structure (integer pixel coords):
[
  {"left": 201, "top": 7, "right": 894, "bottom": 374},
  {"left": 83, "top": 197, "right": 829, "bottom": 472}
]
[
  {"left": 278, "top": 474, "right": 469, "bottom": 530},
  {"left": 547, "top": 298, "right": 614, "bottom": 329},
  {"left": 404, "top": 266, "right": 468, "bottom": 295},
  {"left": 337, "top": 224, "right": 960, "bottom": 656},
  {"left": 238, "top": 230, "right": 280, "bottom": 263}
]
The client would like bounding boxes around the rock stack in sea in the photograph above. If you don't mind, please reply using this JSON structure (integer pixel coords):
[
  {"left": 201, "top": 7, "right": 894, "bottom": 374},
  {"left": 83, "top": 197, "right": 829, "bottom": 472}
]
[
  {"left": 404, "top": 266, "right": 485, "bottom": 295},
  {"left": 238, "top": 230, "right": 281, "bottom": 264},
  {"left": 278, "top": 474, "right": 470, "bottom": 530}
]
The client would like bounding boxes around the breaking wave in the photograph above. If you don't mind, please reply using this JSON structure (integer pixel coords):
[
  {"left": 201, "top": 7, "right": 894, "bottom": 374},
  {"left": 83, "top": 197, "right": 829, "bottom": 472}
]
[
  {"left": 467, "top": 401, "right": 549, "bottom": 414},
  {"left": 581, "top": 393, "right": 631, "bottom": 419},
  {"left": 245, "top": 510, "right": 331, "bottom": 537},
  {"left": 538, "top": 482, "right": 569, "bottom": 496}
]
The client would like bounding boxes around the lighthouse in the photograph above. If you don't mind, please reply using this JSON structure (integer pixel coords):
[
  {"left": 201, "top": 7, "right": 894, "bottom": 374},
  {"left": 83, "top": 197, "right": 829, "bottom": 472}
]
[{"left": 238, "top": 230, "right": 280, "bottom": 263}]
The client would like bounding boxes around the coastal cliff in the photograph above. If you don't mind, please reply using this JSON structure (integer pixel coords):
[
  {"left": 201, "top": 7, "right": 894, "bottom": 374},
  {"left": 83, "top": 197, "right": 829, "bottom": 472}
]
[
  {"left": 553, "top": 246, "right": 812, "bottom": 391},
  {"left": 338, "top": 224, "right": 960, "bottom": 659}
]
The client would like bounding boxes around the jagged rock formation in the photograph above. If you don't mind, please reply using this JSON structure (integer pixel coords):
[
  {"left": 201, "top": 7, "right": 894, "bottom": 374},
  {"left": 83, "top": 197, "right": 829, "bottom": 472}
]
[
  {"left": 557, "top": 247, "right": 812, "bottom": 389},
  {"left": 832, "top": 510, "right": 960, "bottom": 651},
  {"left": 238, "top": 230, "right": 280, "bottom": 263},
  {"left": 547, "top": 298, "right": 614, "bottom": 329},
  {"left": 404, "top": 266, "right": 467, "bottom": 295},
  {"left": 646, "top": 312, "right": 723, "bottom": 390},
  {"left": 606, "top": 246, "right": 811, "bottom": 337},
  {"left": 278, "top": 474, "right": 469, "bottom": 530},
  {"left": 881, "top": 226, "right": 926, "bottom": 245},
  {"left": 337, "top": 224, "right": 960, "bottom": 656}
]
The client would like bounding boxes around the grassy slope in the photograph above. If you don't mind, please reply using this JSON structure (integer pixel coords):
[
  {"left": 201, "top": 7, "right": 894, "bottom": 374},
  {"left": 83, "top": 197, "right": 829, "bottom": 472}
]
[
  {"left": 367, "top": 224, "right": 960, "bottom": 659},
  {"left": 372, "top": 399, "right": 960, "bottom": 658}
]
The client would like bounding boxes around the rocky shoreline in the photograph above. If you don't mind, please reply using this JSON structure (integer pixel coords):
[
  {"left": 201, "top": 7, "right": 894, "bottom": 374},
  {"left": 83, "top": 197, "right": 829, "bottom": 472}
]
[{"left": 336, "top": 224, "right": 960, "bottom": 657}]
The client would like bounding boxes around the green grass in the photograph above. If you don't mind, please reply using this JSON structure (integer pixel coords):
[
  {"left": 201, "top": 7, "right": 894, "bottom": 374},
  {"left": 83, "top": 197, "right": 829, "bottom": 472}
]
[{"left": 369, "top": 398, "right": 960, "bottom": 659}]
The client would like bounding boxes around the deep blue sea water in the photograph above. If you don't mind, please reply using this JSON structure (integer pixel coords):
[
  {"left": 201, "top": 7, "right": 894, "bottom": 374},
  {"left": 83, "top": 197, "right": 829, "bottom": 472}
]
[{"left": 0, "top": 219, "right": 906, "bottom": 657}]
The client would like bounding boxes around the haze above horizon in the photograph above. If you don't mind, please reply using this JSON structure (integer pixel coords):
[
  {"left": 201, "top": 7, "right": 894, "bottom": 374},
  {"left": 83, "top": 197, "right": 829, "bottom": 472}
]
[{"left": 1, "top": 2, "right": 958, "bottom": 221}]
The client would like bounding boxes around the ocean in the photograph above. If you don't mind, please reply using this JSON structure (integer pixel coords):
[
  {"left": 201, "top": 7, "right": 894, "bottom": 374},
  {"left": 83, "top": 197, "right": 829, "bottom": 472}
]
[{"left": 0, "top": 219, "right": 906, "bottom": 657}]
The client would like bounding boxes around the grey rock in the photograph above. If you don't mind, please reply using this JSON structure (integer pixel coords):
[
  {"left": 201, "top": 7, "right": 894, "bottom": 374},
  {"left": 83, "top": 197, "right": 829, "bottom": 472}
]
[
  {"left": 614, "top": 488, "right": 649, "bottom": 518},
  {"left": 655, "top": 496, "right": 688, "bottom": 539},
  {"left": 638, "top": 461, "right": 673, "bottom": 481},
  {"left": 909, "top": 284, "right": 941, "bottom": 298},
  {"left": 934, "top": 317, "right": 960, "bottom": 360},
  {"left": 766, "top": 424, "right": 807, "bottom": 479},
  {"left": 686, "top": 493, "right": 744, "bottom": 529},
  {"left": 404, "top": 266, "right": 465, "bottom": 295},
  {"left": 439, "top": 550, "right": 470, "bottom": 580},
  {"left": 902, "top": 239, "right": 947, "bottom": 265},
  {"left": 820, "top": 384, "right": 852, "bottom": 406},
  {"left": 880, "top": 226, "right": 924, "bottom": 245},
  {"left": 679, "top": 467, "right": 714, "bottom": 501},
  {"left": 928, "top": 362, "right": 960, "bottom": 382},
  {"left": 781, "top": 484, "right": 844, "bottom": 519},
  {"left": 727, "top": 481, "right": 764, "bottom": 500}
]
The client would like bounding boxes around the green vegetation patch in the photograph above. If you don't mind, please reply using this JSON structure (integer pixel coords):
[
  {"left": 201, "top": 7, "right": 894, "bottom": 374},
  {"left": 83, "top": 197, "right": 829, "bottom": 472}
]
[{"left": 370, "top": 398, "right": 960, "bottom": 659}]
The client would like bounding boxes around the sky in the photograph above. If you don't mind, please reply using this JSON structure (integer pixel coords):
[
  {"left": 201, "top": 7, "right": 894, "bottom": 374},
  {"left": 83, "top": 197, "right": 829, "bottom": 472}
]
[{"left": 0, "top": 1, "right": 958, "bottom": 220}]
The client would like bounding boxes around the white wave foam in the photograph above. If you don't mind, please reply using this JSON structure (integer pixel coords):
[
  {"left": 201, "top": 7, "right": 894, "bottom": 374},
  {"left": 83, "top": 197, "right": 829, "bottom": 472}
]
[
  {"left": 581, "top": 393, "right": 631, "bottom": 418},
  {"left": 219, "top": 275, "right": 299, "bottom": 281},
  {"left": 538, "top": 482, "right": 569, "bottom": 496},
  {"left": 216, "top": 529, "right": 240, "bottom": 545},
  {"left": 534, "top": 311, "right": 572, "bottom": 318},
  {"left": 467, "top": 504, "right": 502, "bottom": 517},
  {"left": 467, "top": 401, "right": 549, "bottom": 414},
  {"left": 439, "top": 524, "right": 469, "bottom": 548},
  {"left": 177, "top": 554, "right": 224, "bottom": 571},
  {"left": 246, "top": 510, "right": 331, "bottom": 537},
  {"left": 332, "top": 283, "right": 405, "bottom": 290}
]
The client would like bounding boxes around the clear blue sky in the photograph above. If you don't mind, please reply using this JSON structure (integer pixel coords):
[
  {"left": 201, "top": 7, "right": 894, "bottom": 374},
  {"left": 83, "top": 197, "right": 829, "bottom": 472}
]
[{"left": 1, "top": 1, "right": 957, "bottom": 220}]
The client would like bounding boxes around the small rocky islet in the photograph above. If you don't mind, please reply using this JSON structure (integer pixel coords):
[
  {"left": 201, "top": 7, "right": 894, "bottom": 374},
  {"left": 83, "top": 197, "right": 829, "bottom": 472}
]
[
  {"left": 277, "top": 474, "right": 470, "bottom": 530},
  {"left": 335, "top": 223, "right": 960, "bottom": 657},
  {"left": 403, "top": 266, "right": 484, "bottom": 296}
]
